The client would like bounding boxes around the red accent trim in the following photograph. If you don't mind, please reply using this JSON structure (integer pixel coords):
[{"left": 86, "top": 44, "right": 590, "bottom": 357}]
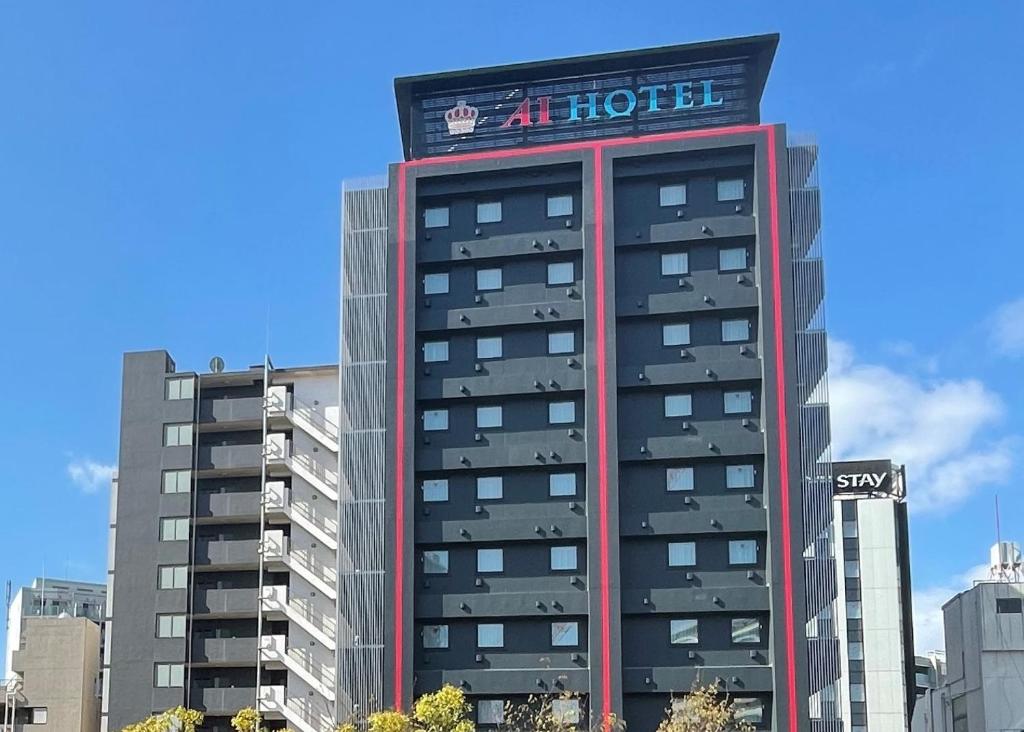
[{"left": 393, "top": 167, "right": 408, "bottom": 709}]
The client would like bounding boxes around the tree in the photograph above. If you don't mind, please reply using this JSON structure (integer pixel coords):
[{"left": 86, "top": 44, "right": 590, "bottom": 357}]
[
  {"left": 502, "top": 692, "right": 621, "bottom": 732},
  {"left": 368, "top": 709, "right": 414, "bottom": 732},
  {"left": 656, "top": 682, "right": 754, "bottom": 732},
  {"left": 120, "top": 707, "right": 204, "bottom": 732},
  {"left": 231, "top": 707, "right": 262, "bottom": 732},
  {"left": 413, "top": 685, "right": 474, "bottom": 732}
]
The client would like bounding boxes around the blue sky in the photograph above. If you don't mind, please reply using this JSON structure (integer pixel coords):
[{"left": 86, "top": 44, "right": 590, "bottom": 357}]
[{"left": 1, "top": 2, "right": 1021, "bottom": 655}]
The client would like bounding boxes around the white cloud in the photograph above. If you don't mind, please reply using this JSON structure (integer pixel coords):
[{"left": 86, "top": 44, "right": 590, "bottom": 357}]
[
  {"left": 67, "top": 458, "right": 116, "bottom": 494},
  {"left": 912, "top": 562, "right": 989, "bottom": 654},
  {"left": 988, "top": 296, "right": 1024, "bottom": 357},
  {"left": 829, "top": 339, "right": 1013, "bottom": 513}
]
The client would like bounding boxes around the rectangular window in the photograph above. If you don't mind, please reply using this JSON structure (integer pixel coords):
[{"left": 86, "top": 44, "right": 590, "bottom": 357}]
[
  {"left": 726, "top": 465, "right": 755, "bottom": 489},
  {"left": 158, "top": 565, "right": 188, "bottom": 590},
  {"left": 423, "top": 550, "right": 449, "bottom": 575},
  {"left": 422, "top": 479, "right": 449, "bottom": 503},
  {"left": 476, "top": 476, "right": 503, "bottom": 500},
  {"left": 476, "top": 201, "right": 502, "bottom": 224},
  {"left": 547, "top": 261, "right": 574, "bottom": 285},
  {"left": 719, "top": 247, "right": 747, "bottom": 271},
  {"left": 551, "top": 621, "right": 579, "bottom": 647},
  {"left": 670, "top": 618, "right": 698, "bottom": 645},
  {"left": 159, "top": 517, "right": 189, "bottom": 542},
  {"left": 724, "top": 390, "right": 754, "bottom": 414},
  {"left": 997, "top": 598, "right": 1023, "bottom": 613},
  {"left": 423, "top": 624, "right": 449, "bottom": 649},
  {"left": 162, "top": 469, "right": 191, "bottom": 494},
  {"left": 157, "top": 614, "right": 186, "bottom": 638},
  {"left": 154, "top": 663, "right": 184, "bottom": 688},
  {"left": 661, "top": 252, "right": 688, "bottom": 276},
  {"left": 550, "top": 546, "right": 577, "bottom": 571},
  {"left": 952, "top": 695, "right": 968, "bottom": 732},
  {"left": 163, "top": 423, "right": 193, "bottom": 447},
  {"left": 844, "top": 560, "right": 861, "bottom": 578},
  {"left": 846, "top": 601, "right": 862, "bottom": 619},
  {"left": 476, "top": 406, "right": 503, "bottom": 429},
  {"left": 424, "top": 273, "right": 449, "bottom": 295},
  {"left": 549, "top": 473, "right": 577, "bottom": 497},
  {"left": 842, "top": 520, "right": 858, "bottom": 539},
  {"left": 729, "top": 540, "right": 758, "bottom": 565},
  {"left": 30, "top": 708, "right": 48, "bottom": 724},
  {"left": 548, "top": 331, "right": 575, "bottom": 354},
  {"left": 165, "top": 376, "right": 194, "bottom": 400},
  {"left": 722, "top": 318, "right": 751, "bottom": 342},
  {"left": 478, "top": 700, "right": 505, "bottom": 725},
  {"left": 548, "top": 401, "right": 576, "bottom": 424},
  {"left": 850, "top": 683, "right": 866, "bottom": 703},
  {"left": 476, "top": 268, "right": 502, "bottom": 291},
  {"left": 849, "top": 641, "right": 864, "bottom": 660},
  {"left": 717, "top": 178, "right": 744, "bottom": 201},
  {"left": 423, "top": 409, "right": 449, "bottom": 431},
  {"left": 731, "top": 618, "right": 761, "bottom": 644},
  {"left": 547, "top": 194, "right": 573, "bottom": 217},
  {"left": 552, "top": 700, "right": 580, "bottom": 725},
  {"left": 477, "top": 623, "right": 504, "bottom": 648},
  {"left": 668, "top": 542, "right": 696, "bottom": 567},
  {"left": 733, "top": 699, "right": 763, "bottom": 725},
  {"left": 477, "top": 548, "right": 504, "bottom": 573},
  {"left": 659, "top": 184, "right": 686, "bottom": 206},
  {"left": 476, "top": 336, "right": 503, "bottom": 360},
  {"left": 666, "top": 467, "right": 694, "bottom": 492},
  {"left": 662, "top": 323, "right": 690, "bottom": 346},
  {"left": 423, "top": 341, "right": 449, "bottom": 363},
  {"left": 664, "top": 394, "right": 692, "bottom": 417},
  {"left": 424, "top": 206, "right": 449, "bottom": 229}
]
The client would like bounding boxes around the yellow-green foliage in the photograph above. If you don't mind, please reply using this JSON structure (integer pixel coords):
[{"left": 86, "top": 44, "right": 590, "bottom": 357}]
[
  {"left": 120, "top": 707, "right": 204, "bottom": 732},
  {"left": 656, "top": 682, "right": 754, "bottom": 732},
  {"left": 412, "top": 685, "right": 474, "bottom": 732},
  {"left": 231, "top": 707, "right": 262, "bottom": 732},
  {"left": 368, "top": 709, "right": 414, "bottom": 732},
  {"left": 336, "top": 723, "right": 359, "bottom": 732}
]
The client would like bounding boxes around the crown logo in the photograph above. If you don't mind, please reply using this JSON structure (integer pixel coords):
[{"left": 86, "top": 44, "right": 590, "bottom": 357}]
[{"left": 445, "top": 101, "right": 479, "bottom": 136}]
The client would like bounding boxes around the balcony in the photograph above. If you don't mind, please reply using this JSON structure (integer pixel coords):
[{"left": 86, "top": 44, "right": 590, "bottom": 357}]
[
  {"left": 193, "top": 685, "right": 258, "bottom": 715},
  {"left": 191, "top": 636, "right": 257, "bottom": 665},
  {"left": 195, "top": 491, "right": 261, "bottom": 522},
  {"left": 199, "top": 396, "right": 263, "bottom": 427},
  {"left": 196, "top": 444, "right": 262, "bottom": 474},
  {"left": 194, "top": 538, "right": 260, "bottom": 569},
  {"left": 193, "top": 587, "right": 257, "bottom": 616}
]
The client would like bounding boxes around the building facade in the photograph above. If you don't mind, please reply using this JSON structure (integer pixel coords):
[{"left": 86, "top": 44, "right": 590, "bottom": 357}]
[
  {"left": 831, "top": 460, "right": 915, "bottom": 731},
  {"left": 337, "top": 34, "right": 842, "bottom": 732}
]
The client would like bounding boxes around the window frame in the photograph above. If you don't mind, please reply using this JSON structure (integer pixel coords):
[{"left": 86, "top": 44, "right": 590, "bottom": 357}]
[
  {"left": 659, "top": 183, "right": 687, "bottom": 207},
  {"left": 477, "top": 699, "right": 505, "bottom": 726},
  {"left": 154, "top": 663, "right": 185, "bottom": 688},
  {"left": 165, "top": 376, "right": 194, "bottom": 401},
  {"left": 477, "top": 623, "right": 505, "bottom": 648},
  {"left": 660, "top": 251, "right": 689, "bottom": 276},
  {"left": 730, "top": 617, "right": 761, "bottom": 644},
  {"left": 163, "top": 423, "right": 193, "bottom": 447},
  {"left": 548, "top": 400, "right": 576, "bottom": 425},
  {"left": 476, "top": 267, "right": 503, "bottom": 292},
  {"left": 424, "top": 206, "right": 450, "bottom": 229},
  {"left": 549, "top": 472, "right": 577, "bottom": 497},
  {"left": 550, "top": 620, "right": 580, "bottom": 647},
  {"left": 476, "top": 336, "right": 503, "bottom": 360},
  {"left": 157, "top": 613, "right": 187, "bottom": 639},
  {"left": 421, "top": 479, "right": 449, "bottom": 503},
  {"left": 423, "top": 550, "right": 450, "bottom": 575},
  {"left": 423, "top": 272, "right": 450, "bottom": 295},
  {"left": 161, "top": 469, "right": 191, "bottom": 495},
  {"left": 668, "top": 541, "right": 697, "bottom": 567},
  {"left": 729, "top": 539, "right": 759, "bottom": 566},
  {"left": 548, "top": 331, "right": 575, "bottom": 355},
  {"left": 546, "top": 261, "right": 575, "bottom": 286},
  {"left": 475, "top": 476, "right": 503, "bottom": 501},
  {"left": 423, "top": 340, "right": 450, "bottom": 364},
  {"left": 722, "top": 318, "right": 751, "bottom": 343},
  {"left": 423, "top": 409, "right": 449, "bottom": 432},
  {"left": 724, "top": 390, "right": 754, "bottom": 415},
  {"left": 666, "top": 466, "right": 695, "bottom": 492},
  {"left": 719, "top": 246, "right": 748, "bottom": 272},
  {"left": 550, "top": 545, "right": 578, "bottom": 571},
  {"left": 726, "top": 464, "right": 756, "bottom": 489},
  {"left": 476, "top": 405, "right": 503, "bottom": 429},
  {"left": 422, "top": 624, "right": 449, "bottom": 649},
  {"left": 662, "top": 322, "right": 691, "bottom": 347},
  {"left": 664, "top": 393, "right": 693, "bottom": 418},
  {"left": 547, "top": 194, "right": 573, "bottom": 218},
  {"left": 158, "top": 565, "right": 188, "bottom": 590},
  {"left": 159, "top": 517, "right": 190, "bottom": 542},
  {"left": 476, "top": 201, "right": 502, "bottom": 224},
  {"left": 717, "top": 178, "right": 745, "bottom": 202},
  {"left": 477, "top": 548, "right": 504, "bottom": 574},
  {"left": 670, "top": 618, "right": 699, "bottom": 645}
]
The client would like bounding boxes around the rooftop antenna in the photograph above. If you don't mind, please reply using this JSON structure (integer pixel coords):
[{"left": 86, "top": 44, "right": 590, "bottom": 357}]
[{"left": 989, "top": 493, "right": 1022, "bottom": 582}]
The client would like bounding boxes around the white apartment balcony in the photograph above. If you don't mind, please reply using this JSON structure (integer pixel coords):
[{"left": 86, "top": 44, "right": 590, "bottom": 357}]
[
  {"left": 258, "top": 684, "right": 334, "bottom": 732},
  {"left": 263, "top": 480, "right": 338, "bottom": 551},
  {"left": 266, "top": 385, "right": 339, "bottom": 453},
  {"left": 265, "top": 433, "right": 339, "bottom": 503},
  {"left": 260, "top": 585, "right": 337, "bottom": 650},
  {"left": 260, "top": 530, "right": 337, "bottom": 600},
  {"left": 259, "top": 635, "right": 336, "bottom": 701}
]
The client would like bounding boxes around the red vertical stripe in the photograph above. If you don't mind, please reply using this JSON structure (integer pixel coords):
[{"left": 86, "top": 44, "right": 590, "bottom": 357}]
[{"left": 393, "top": 166, "right": 408, "bottom": 709}]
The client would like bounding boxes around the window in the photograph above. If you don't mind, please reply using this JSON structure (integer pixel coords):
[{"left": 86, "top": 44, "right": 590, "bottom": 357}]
[
  {"left": 476, "top": 476, "right": 503, "bottom": 500},
  {"left": 477, "top": 623, "right": 504, "bottom": 648},
  {"left": 154, "top": 663, "right": 184, "bottom": 688},
  {"left": 477, "top": 548, "right": 504, "bottom": 573},
  {"left": 731, "top": 618, "right": 761, "bottom": 644},
  {"left": 726, "top": 465, "right": 755, "bottom": 489},
  {"left": 717, "top": 178, "right": 744, "bottom": 201},
  {"left": 844, "top": 560, "right": 861, "bottom": 578},
  {"left": 848, "top": 641, "right": 864, "bottom": 660},
  {"left": 722, "top": 318, "right": 750, "bottom": 342},
  {"left": 733, "top": 699, "right": 763, "bottom": 725},
  {"left": 668, "top": 541, "right": 696, "bottom": 567},
  {"left": 423, "top": 550, "right": 449, "bottom": 575},
  {"left": 549, "top": 473, "right": 577, "bottom": 497},
  {"left": 163, "top": 423, "right": 193, "bottom": 447},
  {"left": 842, "top": 520, "right": 858, "bottom": 539},
  {"left": 952, "top": 695, "right": 968, "bottom": 732},
  {"left": 158, "top": 565, "right": 188, "bottom": 590},
  {"left": 547, "top": 194, "right": 573, "bottom": 217},
  {"left": 424, "top": 273, "right": 449, "bottom": 295},
  {"left": 423, "top": 624, "right": 449, "bottom": 649},
  {"left": 729, "top": 540, "right": 758, "bottom": 565},
  {"left": 846, "top": 601, "right": 862, "bottom": 619},
  {"left": 664, "top": 394, "right": 692, "bottom": 417},
  {"left": 476, "top": 406, "right": 503, "bottom": 429},
  {"left": 547, "top": 261, "right": 574, "bottom": 285},
  {"left": 423, "top": 409, "right": 449, "bottom": 431},
  {"left": 670, "top": 618, "right": 699, "bottom": 644},
  {"left": 422, "top": 479, "right": 449, "bottom": 503},
  {"left": 550, "top": 546, "right": 577, "bottom": 571},
  {"left": 30, "top": 708, "right": 48, "bottom": 724},
  {"left": 476, "top": 201, "right": 502, "bottom": 224},
  {"left": 424, "top": 341, "right": 449, "bottom": 363},
  {"left": 719, "top": 247, "right": 747, "bottom": 271},
  {"left": 662, "top": 323, "right": 690, "bottom": 346},
  {"left": 476, "top": 336, "right": 503, "bottom": 359},
  {"left": 162, "top": 469, "right": 191, "bottom": 494},
  {"left": 159, "top": 517, "right": 189, "bottom": 542},
  {"left": 551, "top": 621, "right": 579, "bottom": 647},
  {"left": 666, "top": 467, "right": 694, "bottom": 492},
  {"left": 157, "top": 614, "right": 186, "bottom": 638},
  {"left": 165, "top": 376, "right": 194, "bottom": 400},
  {"left": 661, "top": 252, "right": 688, "bottom": 275},
  {"left": 476, "top": 268, "right": 502, "bottom": 291},
  {"left": 478, "top": 700, "right": 505, "bottom": 725},
  {"left": 551, "top": 699, "right": 580, "bottom": 725},
  {"left": 549, "top": 401, "right": 576, "bottom": 424},
  {"left": 659, "top": 183, "right": 686, "bottom": 206},
  {"left": 724, "top": 390, "right": 754, "bottom": 414},
  {"left": 997, "top": 597, "right": 1023, "bottom": 613},
  {"left": 850, "top": 683, "right": 866, "bottom": 703},
  {"left": 548, "top": 331, "right": 575, "bottom": 354},
  {"left": 424, "top": 206, "right": 449, "bottom": 228}
]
